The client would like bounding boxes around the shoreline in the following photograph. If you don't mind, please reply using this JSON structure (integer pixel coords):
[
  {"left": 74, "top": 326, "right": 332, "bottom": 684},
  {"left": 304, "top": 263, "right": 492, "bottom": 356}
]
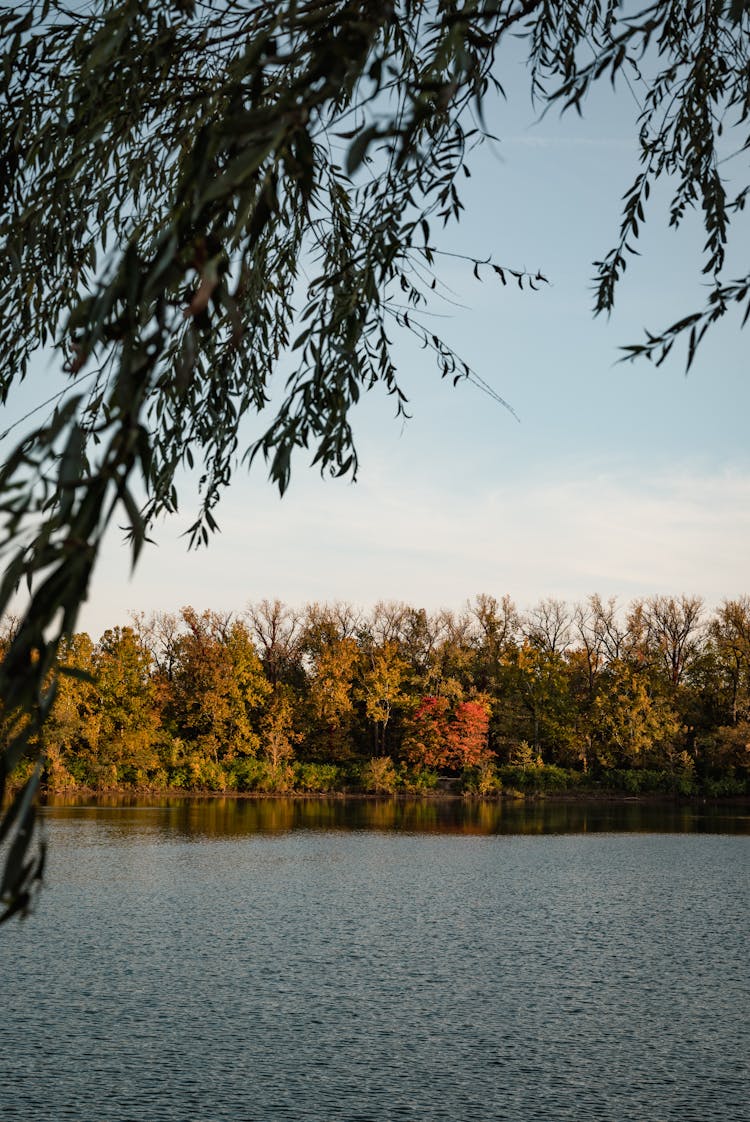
[{"left": 34, "top": 786, "right": 750, "bottom": 807}]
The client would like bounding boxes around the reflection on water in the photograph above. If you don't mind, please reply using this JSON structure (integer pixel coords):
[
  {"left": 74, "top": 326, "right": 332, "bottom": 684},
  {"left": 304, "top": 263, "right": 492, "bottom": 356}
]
[
  {"left": 4, "top": 798, "right": 748, "bottom": 1122},
  {"left": 41, "top": 793, "right": 750, "bottom": 838}
]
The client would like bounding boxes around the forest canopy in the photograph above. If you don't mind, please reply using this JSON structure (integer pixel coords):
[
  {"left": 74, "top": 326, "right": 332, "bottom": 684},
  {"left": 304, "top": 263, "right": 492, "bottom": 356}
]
[
  {"left": 1, "top": 0, "right": 749, "bottom": 916},
  {"left": 5, "top": 593, "right": 749, "bottom": 800}
]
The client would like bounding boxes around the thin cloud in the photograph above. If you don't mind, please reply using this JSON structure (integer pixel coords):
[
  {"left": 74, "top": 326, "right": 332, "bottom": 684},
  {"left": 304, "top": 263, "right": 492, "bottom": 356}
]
[{"left": 75, "top": 462, "right": 750, "bottom": 632}]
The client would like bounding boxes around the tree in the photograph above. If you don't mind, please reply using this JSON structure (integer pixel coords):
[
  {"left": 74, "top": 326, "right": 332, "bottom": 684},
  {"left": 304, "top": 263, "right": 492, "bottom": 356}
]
[
  {"left": 510, "top": 638, "right": 572, "bottom": 757},
  {"left": 698, "top": 599, "right": 750, "bottom": 773},
  {"left": 643, "top": 595, "right": 705, "bottom": 691},
  {"left": 708, "top": 597, "right": 750, "bottom": 726},
  {"left": 92, "top": 625, "right": 161, "bottom": 785},
  {"left": 591, "top": 659, "right": 682, "bottom": 770},
  {"left": 259, "top": 686, "right": 301, "bottom": 787},
  {"left": 445, "top": 697, "right": 492, "bottom": 769},
  {"left": 165, "top": 608, "right": 270, "bottom": 778},
  {"left": 245, "top": 599, "right": 303, "bottom": 689},
  {"left": 469, "top": 593, "right": 520, "bottom": 694},
  {"left": 304, "top": 636, "right": 360, "bottom": 759},
  {"left": 525, "top": 598, "right": 572, "bottom": 658},
  {"left": 2, "top": 0, "right": 749, "bottom": 916},
  {"left": 41, "top": 632, "right": 100, "bottom": 789},
  {"left": 399, "top": 607, "right": 444, "bottom": 689},
  {"left": 401, "top": 695, "right": 452, "bottom": 770},
  {"left": 564, "top": 598, "right": 617, "bottom": 772},
  {"left": 402, "top": 692, "right": 491, "bottom": 769},
  {"left": 357, "top": 640, "right": 408, "bottom": 754}
]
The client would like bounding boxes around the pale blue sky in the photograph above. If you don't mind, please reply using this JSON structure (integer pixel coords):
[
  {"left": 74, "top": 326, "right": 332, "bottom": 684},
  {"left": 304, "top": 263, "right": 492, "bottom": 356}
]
[{"left": 6, "top": 65, "right": 749, "bottom": 635}]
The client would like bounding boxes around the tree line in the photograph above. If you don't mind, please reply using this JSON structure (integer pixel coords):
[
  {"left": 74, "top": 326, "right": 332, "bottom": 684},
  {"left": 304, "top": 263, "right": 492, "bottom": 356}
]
[
  {"left": 5, "top": 593, "right": 749, "bottom": 798},
  {"left": 4, "top": 0, "right": 748, "bottom": 914}
]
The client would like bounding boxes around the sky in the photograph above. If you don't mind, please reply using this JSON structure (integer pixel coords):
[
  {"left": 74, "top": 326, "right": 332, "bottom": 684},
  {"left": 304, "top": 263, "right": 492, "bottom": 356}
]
[{"left": 5, "top": 53, "right": 749, "bottom": 637}]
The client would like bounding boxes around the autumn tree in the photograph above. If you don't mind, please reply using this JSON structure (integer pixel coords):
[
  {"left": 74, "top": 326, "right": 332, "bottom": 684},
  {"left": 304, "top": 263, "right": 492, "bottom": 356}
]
[
  {"left": 700, "top": 599, "right": 750, "bottom": 774},
  {"left": 508, "top": 639, "right": 572, "bottom": 759},
  {"left": 245, "top": 600, "right": 304, "bottom": 779},
  {"left": 445, "top": 698, "right": 492, "bottom": 769},
  {"left": 525, "top": 598, "right": 572, "bottom": 658},
  {"left": 643, "top": 596, "right": 705, "bottom": 691},
  {"left": 303, "top": 602, "right": 362, "bottom": 653},
  {"left": 132, "top": 610, "right": 183, "bottom": 687},
  {"left": 468, "top": 593, "right": 520, "bottom": 694},
  {"left": 93, "top": 626, "right": 161, "bottom": 785},
  {"left": 401, "top": 695, "right": 452, "bottom": 771},
  {"left": 591, "top": 660, "right": 682, "bottom": 771},
  {"left": 42, "top": 633, "right": 100, "bottom": 789},
  {"left": 708, "top": 597, "right": 750, "bottom": 726},
  {"left": 590, "top": 595, "right": 632, "bottom": 665},
  {"left": 562, "top": 598, "right": 615, "bottom": 772},
  {"left": 259, "top": 686, "right": 301, "bottom": 786},
  {"left": 433, "top": 608, "right": 477, "bottom": 699},
  {"left": 402, "top": 693, "right": 492, "bottom": 770},
  {"left": 398, "top": 608, "right": 444, "bottom": 692},
  {"left": 357, "top": 640, "right": 408, "bottom": 755},
  {"left": 245, "top": 599, "right": 303, "bottom": 689},
  {"left": 367, "top": 601, "right": 411, "bottom": 648},
  {"left": 304, "top": 636, "right": 360, "bottom": 760},
  {"left": 166, "top": 608, "right": 270, "bottom": 778}
]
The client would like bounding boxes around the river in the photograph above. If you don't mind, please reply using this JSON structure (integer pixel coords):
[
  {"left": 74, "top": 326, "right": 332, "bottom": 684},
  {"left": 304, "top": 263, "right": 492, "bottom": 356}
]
[{"left": 1, "top": 797, "right": 748, "bottom": 1121}]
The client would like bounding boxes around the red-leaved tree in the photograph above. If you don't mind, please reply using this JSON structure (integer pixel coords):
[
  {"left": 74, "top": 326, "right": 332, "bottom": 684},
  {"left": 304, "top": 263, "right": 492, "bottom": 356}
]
[
  {"left": 446, "top": 699, "right": 492, "bottom": 768},
  {"left": 402, "top": 695, "right": 491, "bottom": 770},
  {"left": 401, "top": 696, "right": 451, "bottom": 768}
]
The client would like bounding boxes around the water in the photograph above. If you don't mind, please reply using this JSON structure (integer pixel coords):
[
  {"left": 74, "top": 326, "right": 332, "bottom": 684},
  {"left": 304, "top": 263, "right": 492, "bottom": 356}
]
[{"left": 1, "top": 798, "right": 748, "bottom": 1122}]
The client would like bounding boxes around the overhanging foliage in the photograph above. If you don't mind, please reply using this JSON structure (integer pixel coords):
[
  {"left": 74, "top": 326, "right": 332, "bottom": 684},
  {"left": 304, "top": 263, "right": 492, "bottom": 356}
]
[{"left": 1, "top": 0, "right": 748, "bottom": 919}]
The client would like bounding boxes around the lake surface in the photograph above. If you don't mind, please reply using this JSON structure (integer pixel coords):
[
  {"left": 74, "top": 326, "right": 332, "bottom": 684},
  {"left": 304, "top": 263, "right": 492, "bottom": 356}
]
[{"left": 1, "top": 798, "right": 748, "bottom": 1122}]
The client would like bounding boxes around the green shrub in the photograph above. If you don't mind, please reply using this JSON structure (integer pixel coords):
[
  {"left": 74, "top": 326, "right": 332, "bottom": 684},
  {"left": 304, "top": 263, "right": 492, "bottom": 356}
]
[
  {"left": 498, "top": 764, "right": 579, "bottom": 792},
  {"left": 262, "top": 764, "right": 295, "bottom": 793},
  {"left": 398, "top": 765, "right": 439, "bottom": 793},
  {"left": 167, "top": 767, "right": 189, "bottom": 789},
  {"left": 360, "top": 756, "right": 398, "bottom": 793},
  {"left": 229, "top": 757, "right": 270, "bottom": 791},
  {"left": 186, "top": 755, "right": 227, "bottom": 791},
  {"left": 605, "top": 767, "right": 700, "bottom": 795},
  {"left": 462, "top": 762, "right": 501, "bottom": 795},
  {"left": 293, "top": 762, "right": 343, "bottom": 792},
  {"left": 538, "top": 764, "right": 574, "bottom": 790},
  {"left": 702, "top": 774, "right": 749, "bottom": 797}
]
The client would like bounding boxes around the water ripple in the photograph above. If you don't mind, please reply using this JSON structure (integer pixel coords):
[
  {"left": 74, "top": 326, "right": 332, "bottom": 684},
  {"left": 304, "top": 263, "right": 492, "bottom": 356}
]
[{"left": 1, "top": 823, "right": 748, "bottom": 1122}]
